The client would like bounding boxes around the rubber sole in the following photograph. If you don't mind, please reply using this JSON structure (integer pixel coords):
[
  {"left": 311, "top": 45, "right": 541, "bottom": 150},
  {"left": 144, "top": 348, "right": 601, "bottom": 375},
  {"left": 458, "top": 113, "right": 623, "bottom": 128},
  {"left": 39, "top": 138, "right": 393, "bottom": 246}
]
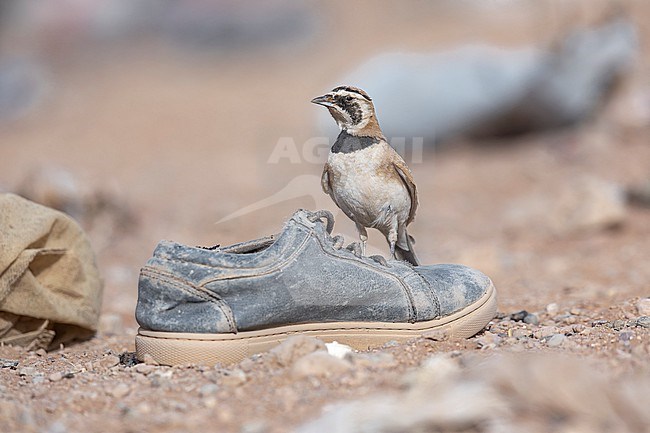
[{"left": 135, "top": 281, "right": 497, "bottom": 366}]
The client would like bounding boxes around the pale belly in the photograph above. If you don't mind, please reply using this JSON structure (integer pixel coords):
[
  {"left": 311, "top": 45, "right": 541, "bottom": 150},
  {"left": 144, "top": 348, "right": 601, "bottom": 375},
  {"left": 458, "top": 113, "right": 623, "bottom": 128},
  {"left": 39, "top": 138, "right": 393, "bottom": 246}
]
[{"left": 328, "top": 145, "right": 411, "bottom": 231}]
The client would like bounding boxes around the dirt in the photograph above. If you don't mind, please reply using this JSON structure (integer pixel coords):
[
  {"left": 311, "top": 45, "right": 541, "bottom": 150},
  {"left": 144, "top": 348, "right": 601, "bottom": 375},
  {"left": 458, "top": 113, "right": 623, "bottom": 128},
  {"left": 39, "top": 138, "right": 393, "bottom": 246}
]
[{"left": 1, "top": 1, "right": 650, "bottom": 432}]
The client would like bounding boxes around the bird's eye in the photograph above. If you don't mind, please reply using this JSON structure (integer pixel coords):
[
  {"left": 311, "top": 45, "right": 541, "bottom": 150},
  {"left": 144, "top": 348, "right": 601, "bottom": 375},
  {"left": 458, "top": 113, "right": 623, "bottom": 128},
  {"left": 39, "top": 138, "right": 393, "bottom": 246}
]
[{"left": 345, "top": 96, "right": 353, "bottom": 102}]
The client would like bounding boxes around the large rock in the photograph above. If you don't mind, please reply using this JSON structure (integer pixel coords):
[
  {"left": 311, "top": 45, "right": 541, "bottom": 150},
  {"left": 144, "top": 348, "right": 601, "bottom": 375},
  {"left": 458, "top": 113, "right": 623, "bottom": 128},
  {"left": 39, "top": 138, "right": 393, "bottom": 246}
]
[
  {"left": 295, "top": 354, "right": 650, "bottom": 433},
  {"left": 317, "top": 17, "right": 637, "bottom": 144}
]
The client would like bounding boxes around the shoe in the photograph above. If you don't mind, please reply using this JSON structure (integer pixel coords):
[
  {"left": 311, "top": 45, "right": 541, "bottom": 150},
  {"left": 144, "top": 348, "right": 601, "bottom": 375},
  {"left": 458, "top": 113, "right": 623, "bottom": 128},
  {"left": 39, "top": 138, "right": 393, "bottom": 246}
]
[{"left": 135, "top": 209, "right": 497, "bottom": 366}]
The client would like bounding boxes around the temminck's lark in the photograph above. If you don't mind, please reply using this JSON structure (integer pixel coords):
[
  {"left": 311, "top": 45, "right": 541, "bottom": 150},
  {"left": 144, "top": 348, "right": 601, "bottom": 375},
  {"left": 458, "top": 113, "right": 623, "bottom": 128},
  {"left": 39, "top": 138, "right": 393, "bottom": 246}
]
[{"left": 312, "top": 86, "right": 420, "bottom": 265}]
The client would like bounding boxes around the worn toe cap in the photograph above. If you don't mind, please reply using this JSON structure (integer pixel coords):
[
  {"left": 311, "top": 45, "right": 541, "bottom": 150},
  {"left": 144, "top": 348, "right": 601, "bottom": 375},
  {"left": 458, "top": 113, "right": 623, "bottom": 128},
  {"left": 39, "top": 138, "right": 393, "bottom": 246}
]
[{"left": 415, "top": 264, "right": 493, "bottom": 316}]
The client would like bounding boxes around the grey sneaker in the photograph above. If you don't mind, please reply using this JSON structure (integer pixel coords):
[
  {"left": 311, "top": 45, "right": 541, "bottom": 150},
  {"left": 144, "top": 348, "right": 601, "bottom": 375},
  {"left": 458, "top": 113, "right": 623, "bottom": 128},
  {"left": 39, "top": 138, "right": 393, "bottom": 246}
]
[{"left": 135, "top": 209, "right": 497, "bottom": 365}]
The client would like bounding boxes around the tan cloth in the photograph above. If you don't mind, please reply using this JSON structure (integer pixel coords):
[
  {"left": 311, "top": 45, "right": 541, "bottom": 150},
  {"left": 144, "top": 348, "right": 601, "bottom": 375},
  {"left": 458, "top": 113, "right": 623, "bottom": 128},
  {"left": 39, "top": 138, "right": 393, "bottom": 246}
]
[{"left": 0, "top": 193, "right": 103, "bottom": 350}]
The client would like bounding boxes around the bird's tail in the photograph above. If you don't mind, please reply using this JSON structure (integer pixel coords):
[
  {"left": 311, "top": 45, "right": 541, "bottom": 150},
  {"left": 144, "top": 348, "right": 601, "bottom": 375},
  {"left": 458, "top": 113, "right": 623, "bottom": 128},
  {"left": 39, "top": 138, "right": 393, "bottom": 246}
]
[{"left": 395, "top": 231, "right": 420, "bottom": 266}]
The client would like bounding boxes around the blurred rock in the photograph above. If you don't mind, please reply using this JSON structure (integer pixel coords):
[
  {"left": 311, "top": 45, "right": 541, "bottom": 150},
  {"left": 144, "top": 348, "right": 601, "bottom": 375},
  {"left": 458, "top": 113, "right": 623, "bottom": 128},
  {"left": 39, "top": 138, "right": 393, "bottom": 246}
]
[
  {"left": 523, "top": 313, "right": 539, "bottom": 325},
  {"left": 319, "top": 17, "right": 637, "bottom": 144},
  {"left": 97, "top": 355, "right": 121, "bottom": 370},
  {"left": 0, "top": 358, "right": 19, "bottom": 369},
  {"left": 16, "top": 166, "right": 85, "bottom": 218},
  {"left": 199, "top": 383, "right": 219, "bottom": 397},
  {"left": 475, "top": 331, "right": 502, "bottom": 349},
  {"left": 48, "top": 372, "right": 63, "bottom": 382},
  {"left": 134, "top": 364, "right": 156, "bottom": 375},
  {"left": 142, "top": 354, "right": 159, "bottom": 366},
  {"left": 292, "top": 351, "right": 352, "bottom": 379},
  {"left": 15, "top": 166, "right": 137, "bottom": 250},
  {"left": 401, "top": 355, "right": 461, "bottom": 390},
  {"left": 0, "top": 57, "right": 48, "bottom": 122},
  {"left": 156, "top": 0, "right": 318, "bottom": 53},
  {"left": 296, "top": 354, "right": 650, "bottom": 433},
  {"left": 18, "top": 366, "right": 37, "bottom": 376},
  {"left": 636, "top": 316, "right": 650, "bottom": 329},
  {"left": 106, "top": 383, "right": 130, "bottom": 398},
  {"left": 220, "top": 369, "right": 247, "bottom": 387},
  {"left": 627, "top": 180, "right": 650, "bottom": 208},
  {"left": 506, "top": 176, "right": 626, "bottom": 235},
  {"left": 545, "top": 303, "right": 560, "bottom": 315},
  {"left": 634, "top": 298, "right": 650, "bottom": 316},
  {"left": 269, "top": 335, "right": 326, "bottom": 367},
  {"left": 349, "top": 352, "right": 396, "bottom": 369},
  {"left": 547, "top": 334, "right": 567, "bottom": 347}
]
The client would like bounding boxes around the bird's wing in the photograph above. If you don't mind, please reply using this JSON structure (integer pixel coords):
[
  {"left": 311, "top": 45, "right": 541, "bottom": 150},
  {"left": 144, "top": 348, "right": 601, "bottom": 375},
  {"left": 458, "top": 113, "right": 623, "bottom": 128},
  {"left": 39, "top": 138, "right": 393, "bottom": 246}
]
[
  {"left": 393, "top": 159, "right": 418, "bottom": 225},
  {"left": 321, "top": 163, "right": 333, "bottom": 196},
  {"left": 321, "top": 162, "right": 357, "bottom": 221}
]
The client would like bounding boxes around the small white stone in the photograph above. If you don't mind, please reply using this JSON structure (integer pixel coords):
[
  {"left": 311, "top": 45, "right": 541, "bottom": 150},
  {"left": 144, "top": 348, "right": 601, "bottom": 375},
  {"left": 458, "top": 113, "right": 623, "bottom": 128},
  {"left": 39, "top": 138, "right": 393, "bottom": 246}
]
[{"left": 325, "top": 341, "right": 354, "bottom": 359}]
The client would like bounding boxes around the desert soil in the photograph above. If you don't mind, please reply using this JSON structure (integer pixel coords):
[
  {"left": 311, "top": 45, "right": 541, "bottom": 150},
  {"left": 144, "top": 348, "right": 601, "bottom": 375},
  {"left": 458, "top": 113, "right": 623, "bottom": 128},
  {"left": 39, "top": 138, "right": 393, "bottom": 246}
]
[{"left": 1, "top": 1, "right": 650, "bottom": 432}]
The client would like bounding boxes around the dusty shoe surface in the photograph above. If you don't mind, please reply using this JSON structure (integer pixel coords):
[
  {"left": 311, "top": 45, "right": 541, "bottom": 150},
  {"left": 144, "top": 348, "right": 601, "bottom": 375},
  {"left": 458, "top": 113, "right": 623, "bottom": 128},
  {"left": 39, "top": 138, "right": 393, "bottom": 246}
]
[{"left": 135, "top": 210, "right": 497, "bottom": 365}]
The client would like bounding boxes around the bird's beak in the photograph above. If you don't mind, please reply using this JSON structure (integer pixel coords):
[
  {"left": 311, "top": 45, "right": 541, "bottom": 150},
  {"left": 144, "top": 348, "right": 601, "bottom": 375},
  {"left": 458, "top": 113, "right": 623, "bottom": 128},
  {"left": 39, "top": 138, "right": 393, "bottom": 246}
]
[{"left": 311, "top": 93, "right": 335, "bottom": 107}]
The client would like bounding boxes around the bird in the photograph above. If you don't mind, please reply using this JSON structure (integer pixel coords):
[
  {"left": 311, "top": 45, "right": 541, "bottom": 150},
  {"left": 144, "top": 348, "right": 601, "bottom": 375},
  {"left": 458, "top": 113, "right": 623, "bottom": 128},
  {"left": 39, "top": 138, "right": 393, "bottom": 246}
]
[{"left": 311, "top": 85, "right": 420, "bottom": 265}]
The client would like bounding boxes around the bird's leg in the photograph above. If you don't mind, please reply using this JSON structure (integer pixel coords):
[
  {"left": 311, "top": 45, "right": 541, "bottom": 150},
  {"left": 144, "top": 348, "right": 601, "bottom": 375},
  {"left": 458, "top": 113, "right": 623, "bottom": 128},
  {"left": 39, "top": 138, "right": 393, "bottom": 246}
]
[
  {"left": 355, "top": 223, "right": 368, "bottom": 256},
  {"left": 388, "top": 228, "right": 398, "bottom": 259}
]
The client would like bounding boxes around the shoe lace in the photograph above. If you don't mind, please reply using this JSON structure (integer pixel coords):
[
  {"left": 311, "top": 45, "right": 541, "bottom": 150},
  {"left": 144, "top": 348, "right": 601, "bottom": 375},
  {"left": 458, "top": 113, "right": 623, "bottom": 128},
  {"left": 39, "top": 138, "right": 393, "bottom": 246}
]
[{"left": 306, "top": 210, "right": 389, "bottom": 267}]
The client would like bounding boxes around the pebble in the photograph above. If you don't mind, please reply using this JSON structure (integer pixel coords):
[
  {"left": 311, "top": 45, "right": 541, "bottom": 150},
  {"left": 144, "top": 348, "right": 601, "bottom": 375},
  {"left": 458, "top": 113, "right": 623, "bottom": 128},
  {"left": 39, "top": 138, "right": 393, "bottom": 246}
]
[
  {"left": 142, "top": 354, "right": 159, "bottom": 366},
  {"left": 326, "top": 341, "right": 354, "bottom": 359},
  {"left": 220, "top": 369, "right": 247, "bottom": 387},
  {"left": 292, "top": 351, "right": 353, "bottom": 378},
  {"left": 523, "top": 313, "right": 539, "bottom": 325},
  {"left": 381, "top": 340, "right": 400, "bottom": 348},
  {"left": 475, "top": 331, "right": 502, "bottom": 349},
  {"left": 49, "top": 372, "right": 63, "bottom": 382},
  {"left": 547, "top": 334, "right": 567, "bottom": 347},
  {"left": 533, "top": 326, "right": 559, "bottom": 339},
  {"left": 636, "top": 299, "right": 650, "bottom": 316},
  {"left": 423, "top": 329, "right": 449, "bottom": 341},
  {"left": 32, "top": 375, "right": 46, "bottom": 384},
  {"left": 619, "top": 331, "right": 634, "bottom": 343},
  {"left": 350, "top": 352, "right": 396, "bottom": 369},
  {"left": 238, "top": 357, "right": 255, "bottom": 372},
  {"left": 199, "top": 383, "right": 219, "bottom": 397},
  {"left": 560, "top": 315, "right": 578, "bottom": 325},
  {"left": 19, "top": 367, "right": 37, "bottom": 376},
  {"left": 612, "top": 320, "right": 627, "bottom": 331},
  {"left": 636, "top": 316, "right": 650, "bottom": 328},
  {"left": 0, "top": 358, "right": 19, "bottom": 369},
  {"left": 512, "top": 328, "right": 533, "bottom": 338},
  {"left": 107, "top": 383, "right": 131, "bottom": 398},
  {"left": 134, "top": 364, "right": 156, "bottom": 375},
  {"left": 119, "top": 352, "right": 139, "bottom": 368},
  {"left": 510, "top": 310, "right": 528, "bottom": 322},
  {"left": 97, "top": 355, "right": 121, "bottom": 370},
  {"left": 402, "top": 355, "right": 460, "bottom": 389},
  {"left": 241, "top": 421, "right": 268, "bottom": 433},
  {"left": 571, "top": 324, "right": 586, "bottom": 333},
  {"left": 546, "top": 303, "right": 559, "bottom": 315},
  {"left": 592, "top": 320, "right": 609, "bottom": 327},
  {"left": 269, "top": 335, "right": 327, "bottom": 367}
]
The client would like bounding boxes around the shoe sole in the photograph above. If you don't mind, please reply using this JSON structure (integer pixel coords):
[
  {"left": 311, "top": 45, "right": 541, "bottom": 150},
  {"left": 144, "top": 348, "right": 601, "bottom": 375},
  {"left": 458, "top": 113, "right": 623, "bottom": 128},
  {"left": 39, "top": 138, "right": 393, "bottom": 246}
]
[{"left": 135, "top": 281, "right": 497, "bottom": 366}]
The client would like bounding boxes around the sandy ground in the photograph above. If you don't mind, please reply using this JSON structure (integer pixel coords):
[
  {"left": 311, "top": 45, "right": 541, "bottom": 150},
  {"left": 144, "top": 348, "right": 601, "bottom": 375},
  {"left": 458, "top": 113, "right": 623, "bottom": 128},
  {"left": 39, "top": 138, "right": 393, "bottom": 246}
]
[{"left": 1, "top": 1, "right": 650, "bottom": 432}]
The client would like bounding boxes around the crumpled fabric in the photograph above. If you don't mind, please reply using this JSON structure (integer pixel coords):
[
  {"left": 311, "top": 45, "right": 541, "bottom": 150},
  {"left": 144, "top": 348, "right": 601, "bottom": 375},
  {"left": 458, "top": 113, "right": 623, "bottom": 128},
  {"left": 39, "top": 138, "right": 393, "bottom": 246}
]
[{"left": 0, "top": 193, "right": 102, "bottom": 350}]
